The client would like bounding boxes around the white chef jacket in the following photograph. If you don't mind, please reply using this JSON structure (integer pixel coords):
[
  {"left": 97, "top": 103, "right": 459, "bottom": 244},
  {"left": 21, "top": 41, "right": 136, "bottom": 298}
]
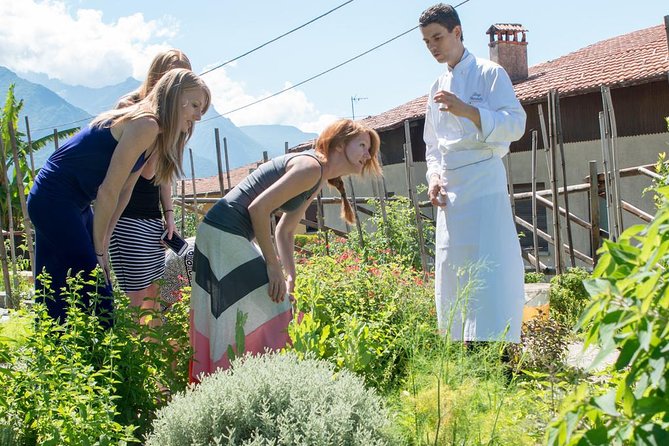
[{"left": 424, "top": 49, "right": 526, "bottom": 179}]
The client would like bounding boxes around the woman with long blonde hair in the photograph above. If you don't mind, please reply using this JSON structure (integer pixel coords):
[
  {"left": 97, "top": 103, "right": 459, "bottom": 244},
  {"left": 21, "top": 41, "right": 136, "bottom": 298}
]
[
  {"left": 190, "top": 118, "right": 382, "bottom": 382},
  {"left": 27, "top": 68, "right": 210, "bottom": 324},
  {"left": 110, "top": 49, "right": 192, "bottom": 321}
]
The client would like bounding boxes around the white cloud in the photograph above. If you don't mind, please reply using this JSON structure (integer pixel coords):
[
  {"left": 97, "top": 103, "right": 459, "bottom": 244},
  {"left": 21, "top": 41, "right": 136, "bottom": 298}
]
[
  {"left": 202, "top": 67, "right": 339, "bottom": 134},
  {"left": 0, "top": 0, "right": 177, "bottom": 87}
]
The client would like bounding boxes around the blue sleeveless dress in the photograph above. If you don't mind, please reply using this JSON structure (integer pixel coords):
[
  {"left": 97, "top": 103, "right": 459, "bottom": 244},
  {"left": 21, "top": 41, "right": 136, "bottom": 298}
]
[
  {"left": 27, "top": 123, "right": 146, "bottom": 323},
  {"left": 189, "top": 151, "right": 322, "bottom": 381}
]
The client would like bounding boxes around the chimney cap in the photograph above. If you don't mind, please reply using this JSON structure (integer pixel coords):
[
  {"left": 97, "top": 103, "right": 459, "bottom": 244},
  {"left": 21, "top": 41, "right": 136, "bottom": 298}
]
[{"left": 486, "top": 23, "right": 528, "bottom": 34}]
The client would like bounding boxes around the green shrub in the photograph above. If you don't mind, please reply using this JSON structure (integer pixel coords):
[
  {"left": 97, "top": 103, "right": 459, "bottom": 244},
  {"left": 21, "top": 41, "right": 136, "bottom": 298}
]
[
  {"left": 548, "top": 267, "right": 591, "bottom": 329},
  {"left": 394, "top": 343, "right": 547, "bottom": 445},
  {"left": 524, "top": 271, "right": 546, "bottom": 283},
  {"left": 508, "top": 317, "right": 570, "bottom": 373},
  {"left": 548, "top": 185, "right": 669, "bottom": 445},
  {"left": 289, "top": 252, "right": 436, "bottom": 390},
  {"left": 146, "top": 352, "right": 396, "bottom": 446},
  {"left": 0, "top": 269, "right": 193, "bottom": 444}
]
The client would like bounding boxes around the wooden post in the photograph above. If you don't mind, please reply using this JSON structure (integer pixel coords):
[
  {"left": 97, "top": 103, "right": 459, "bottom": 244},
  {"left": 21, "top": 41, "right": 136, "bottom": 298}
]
[
  {"left": 8, "top": 122, "right": 35, "bottom": 271},
  {"left": 588, "top": 161, "right": 601, "bottom": 264},
  {"left": 599, "top": 111, "right": 618, "bottom": 240},
  {"left": 531, "top": 130, "right": 540, "bottom": 272},
  {"left": 504, "top": 153, "right": 516, "bottom": 220},
  {"left": 223, "top": 137, "right": 232, "bottom": 190},
  {"left": 53, "top": 129, "right": 59, "bottom": 151},
  {"left": 555, "top": 92, "right": 575, "bottom": 267},
  {"left": 346, "top": 177, "right": 365, "bottom": 249},
  {"left": 24, "top": 116, "right": 35, "bottom": 176},
  {"left": 0, "top": 215, "right": 12, "bottom": 307},
  {"left": 602, "top": 86, "right": 623, "bottom": 235},
  {"left": 403, "top": 120, "right": 428, "bottom": 274},
  {"left": 0, "top": 138, "right": 13, "bottom": 305},
  {"left": 189, "top": 148, "right": 199, "bottom": 221},
  {"left": 180, "top": 179, "right": 186, "bottom": 235},
  {"left": 316, "top": 191, "right": 329, "bottom": 256},
  {"left": 214, "top": 128, "right": 225, "bottom": 195},
  {"left": 0, "top": 136, "right": 18, "bottom": 289},
  {"left": 547, "top": 91, "right": 563, "bottom": 274}
]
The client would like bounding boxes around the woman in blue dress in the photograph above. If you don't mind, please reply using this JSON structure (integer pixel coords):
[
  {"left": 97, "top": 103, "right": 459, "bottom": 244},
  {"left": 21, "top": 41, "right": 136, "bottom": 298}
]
[{"left": 27, "top": 68, "right": 210, "bottom": 324}]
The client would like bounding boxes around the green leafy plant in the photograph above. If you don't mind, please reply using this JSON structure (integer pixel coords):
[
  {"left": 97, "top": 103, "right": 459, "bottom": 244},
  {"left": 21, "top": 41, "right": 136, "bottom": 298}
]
[
  {"left": 288, "top": 252, "right": 435, "bottom": 390},
  {"left": 548, "top": 185, "right": 669, "bottom": 445},
  {"left": 0, "top": 85, "right": 77, "bottom": 230},
  {"left": 548, "top": 267, "right": 591, "bottom": 330},
  {"left": 146, "top": 352, "right": 396, "bottom": 445},
  {"left": 0, "top": 269, "right": 193, "bottom": 444},
  {"left": 525, "top": 271, "right": 546, "bottom": 283}
]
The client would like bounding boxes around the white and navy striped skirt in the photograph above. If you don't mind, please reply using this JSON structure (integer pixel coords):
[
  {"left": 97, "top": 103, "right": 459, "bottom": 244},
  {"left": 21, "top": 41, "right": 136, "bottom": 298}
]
[
  {"left": 110, "top": 217, "right": 166, "bottom": 292},
  {"left": 189, "top": 220, "right": 293, "bottom": 382}
]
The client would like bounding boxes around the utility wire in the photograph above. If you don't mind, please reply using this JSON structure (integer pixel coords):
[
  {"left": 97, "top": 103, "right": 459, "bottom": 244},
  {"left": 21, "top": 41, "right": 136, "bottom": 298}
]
[
  {"left": 199, "top": 0, "right": 353, "bottom": 76},
  {"left": 31, "top": 0, "right": 355, "bottom": 132},
  {"left": 33, "top": 0, "right": 473, "bottom": 131},
  {"left": 201, "top": 26, "right": 418, "bottom": 123},
  {"left": 201, "top": 0, "right": 472, "bottom": 123}
]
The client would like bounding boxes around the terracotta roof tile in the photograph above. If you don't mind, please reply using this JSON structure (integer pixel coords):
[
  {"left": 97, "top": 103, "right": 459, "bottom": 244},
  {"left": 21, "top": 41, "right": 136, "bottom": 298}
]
[
  {"left": 514, "top": 24, "right": 668, "bottom": 102},
  {"left": 486, "top": 24, "right": 527, "bottom": 33},
  {"left": 180, "top": 160, "right": 264, "bottom": 195}
]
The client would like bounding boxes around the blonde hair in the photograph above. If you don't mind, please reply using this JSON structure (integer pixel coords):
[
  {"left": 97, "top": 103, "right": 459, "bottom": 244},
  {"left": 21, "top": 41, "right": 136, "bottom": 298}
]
[
  {"left": 314, "top": 119, "right": 382, "bottom": 223},
  {"left": 92, "top": 68, "right": 211, "bottom": 184},
  {"left": 117, "top": 49, "right": 192, "bottom": 107}
]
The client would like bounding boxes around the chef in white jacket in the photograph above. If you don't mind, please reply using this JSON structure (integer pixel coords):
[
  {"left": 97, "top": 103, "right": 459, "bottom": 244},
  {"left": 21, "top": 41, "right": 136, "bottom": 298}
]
[{"left": 419, "top": 3, "right": 526, "bottom": 343}]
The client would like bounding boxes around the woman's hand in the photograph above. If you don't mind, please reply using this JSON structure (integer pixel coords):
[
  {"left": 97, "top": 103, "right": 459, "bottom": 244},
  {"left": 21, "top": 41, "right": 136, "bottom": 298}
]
[
  {"left": 267, "top": 262, "right": 286, "bottom": 303},
  {"left": 163, "top": 210, "right": 176, "bottom": 239},
  {"left": 96, "top": 252, "right": 111, "bottom": 286}
]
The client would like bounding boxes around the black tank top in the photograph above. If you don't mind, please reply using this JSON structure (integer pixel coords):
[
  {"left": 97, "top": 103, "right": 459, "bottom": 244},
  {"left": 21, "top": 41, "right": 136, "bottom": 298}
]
[{"left": 121, "top": 176, "right": 161, "bottom": 219}]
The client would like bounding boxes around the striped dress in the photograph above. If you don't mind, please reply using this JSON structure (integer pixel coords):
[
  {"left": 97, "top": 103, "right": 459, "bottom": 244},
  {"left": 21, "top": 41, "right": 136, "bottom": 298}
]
[
  {"left": 110, "top": 176, "right": 165, "bottom": 292},
  {"left": 190, "top": 152, "right": 322, "bottom": 382}
]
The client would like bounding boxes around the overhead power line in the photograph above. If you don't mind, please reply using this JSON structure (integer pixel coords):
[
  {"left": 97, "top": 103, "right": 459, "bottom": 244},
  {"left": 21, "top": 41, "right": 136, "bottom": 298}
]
[
  {"left": 31, "top": 0, "right": 355, "bottom": 133},
  {"left": 33, "top": 0, "right": 473, "bottom": 132},
  {"left": 199, "top": 0, "right": 354, "bottom": 77},
  {"left": 201, "top": 26, "right": 418, "bottom": 123},
  {"left": 201, "top": 0, "right": 472, "bottom": 123}
]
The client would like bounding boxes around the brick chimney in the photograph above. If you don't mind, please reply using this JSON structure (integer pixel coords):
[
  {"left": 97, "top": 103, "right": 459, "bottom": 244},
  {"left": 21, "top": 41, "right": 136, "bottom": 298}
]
[{"left": 486, "top": 24, "right": 528, "bottom": 82}]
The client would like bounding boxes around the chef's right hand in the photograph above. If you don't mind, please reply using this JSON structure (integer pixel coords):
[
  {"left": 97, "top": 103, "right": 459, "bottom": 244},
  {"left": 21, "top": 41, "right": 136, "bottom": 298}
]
[{"left": 428, "top": 174, "right": 446, "bottom": 207}]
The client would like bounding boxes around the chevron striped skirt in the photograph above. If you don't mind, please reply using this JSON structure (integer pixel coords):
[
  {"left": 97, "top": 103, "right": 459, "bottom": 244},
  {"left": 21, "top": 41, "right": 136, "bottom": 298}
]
[
  {"left": 189, "top": 220, "right": 293, "bottom": 382},
  {"left": 110, "top": 217, "right": 165, "bottom": 292}
]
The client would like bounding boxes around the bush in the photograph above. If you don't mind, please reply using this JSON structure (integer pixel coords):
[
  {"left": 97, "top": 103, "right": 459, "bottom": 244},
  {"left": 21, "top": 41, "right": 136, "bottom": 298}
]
[
  {"left": 508, "top": 316, "right": 570, "bottom": 373},
  {"left": 524, "top": 271, "right": 546, "bottom": 283},
  {"left": 288, "top": 252, "right": 436, "bottom": 390},
  {"left": 548, "top": 267, "right": 590, "bottom": 329},
  {"left": 146, "top": 352, "right": 396, "bottom": 446},
  {"left": 548, "top": 185, "right": 669, "bottom": 445},
  {"left": 0, "top": 269, "right": 193, "bottom": 444}
]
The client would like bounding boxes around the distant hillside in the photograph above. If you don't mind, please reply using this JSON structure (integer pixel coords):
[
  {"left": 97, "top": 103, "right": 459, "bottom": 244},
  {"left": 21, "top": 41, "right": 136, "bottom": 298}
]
[
  {"left": 2, "top": 66, "right": 269, "bottom": 176},
  {"left": 240, "top": 125, "right": 317, "bottom": 157},
  {"left": 0, "top": 66, "right": 92, "bottom": 168},
  {"left": 19, "top": 72, "right": 142, "bottom": 115}
]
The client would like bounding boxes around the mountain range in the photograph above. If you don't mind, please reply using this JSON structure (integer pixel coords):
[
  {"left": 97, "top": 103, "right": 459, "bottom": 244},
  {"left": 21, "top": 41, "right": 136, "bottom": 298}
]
[{"left": 0, "top": 67, "right": 316, "bottom": 178}]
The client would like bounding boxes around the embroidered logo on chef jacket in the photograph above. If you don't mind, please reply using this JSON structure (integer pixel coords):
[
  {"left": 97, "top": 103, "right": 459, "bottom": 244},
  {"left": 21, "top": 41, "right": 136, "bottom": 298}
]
[{"left": 469, "top": 92, "right": 483, "bottom": 103}]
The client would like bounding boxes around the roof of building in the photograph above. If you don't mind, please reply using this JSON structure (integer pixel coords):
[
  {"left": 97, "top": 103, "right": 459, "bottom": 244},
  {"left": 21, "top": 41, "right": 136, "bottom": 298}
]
[
  {"left": 515, "top": 23, "right": 668, "bottom": 103},
  {"left": 180, "top": 161, "right": 261, "bottom": 196}
]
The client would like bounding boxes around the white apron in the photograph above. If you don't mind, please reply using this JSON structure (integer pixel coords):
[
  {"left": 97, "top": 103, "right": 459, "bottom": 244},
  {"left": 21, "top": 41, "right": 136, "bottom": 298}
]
[{"left": 434, "top": 154, "right": 524, "bottom": 342}]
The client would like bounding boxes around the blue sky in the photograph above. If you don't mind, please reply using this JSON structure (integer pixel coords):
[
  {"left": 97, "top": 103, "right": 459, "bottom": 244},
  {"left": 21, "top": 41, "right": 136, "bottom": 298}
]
[{"left": 0, "top": 0, "right": 666, "bottom": 132}]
